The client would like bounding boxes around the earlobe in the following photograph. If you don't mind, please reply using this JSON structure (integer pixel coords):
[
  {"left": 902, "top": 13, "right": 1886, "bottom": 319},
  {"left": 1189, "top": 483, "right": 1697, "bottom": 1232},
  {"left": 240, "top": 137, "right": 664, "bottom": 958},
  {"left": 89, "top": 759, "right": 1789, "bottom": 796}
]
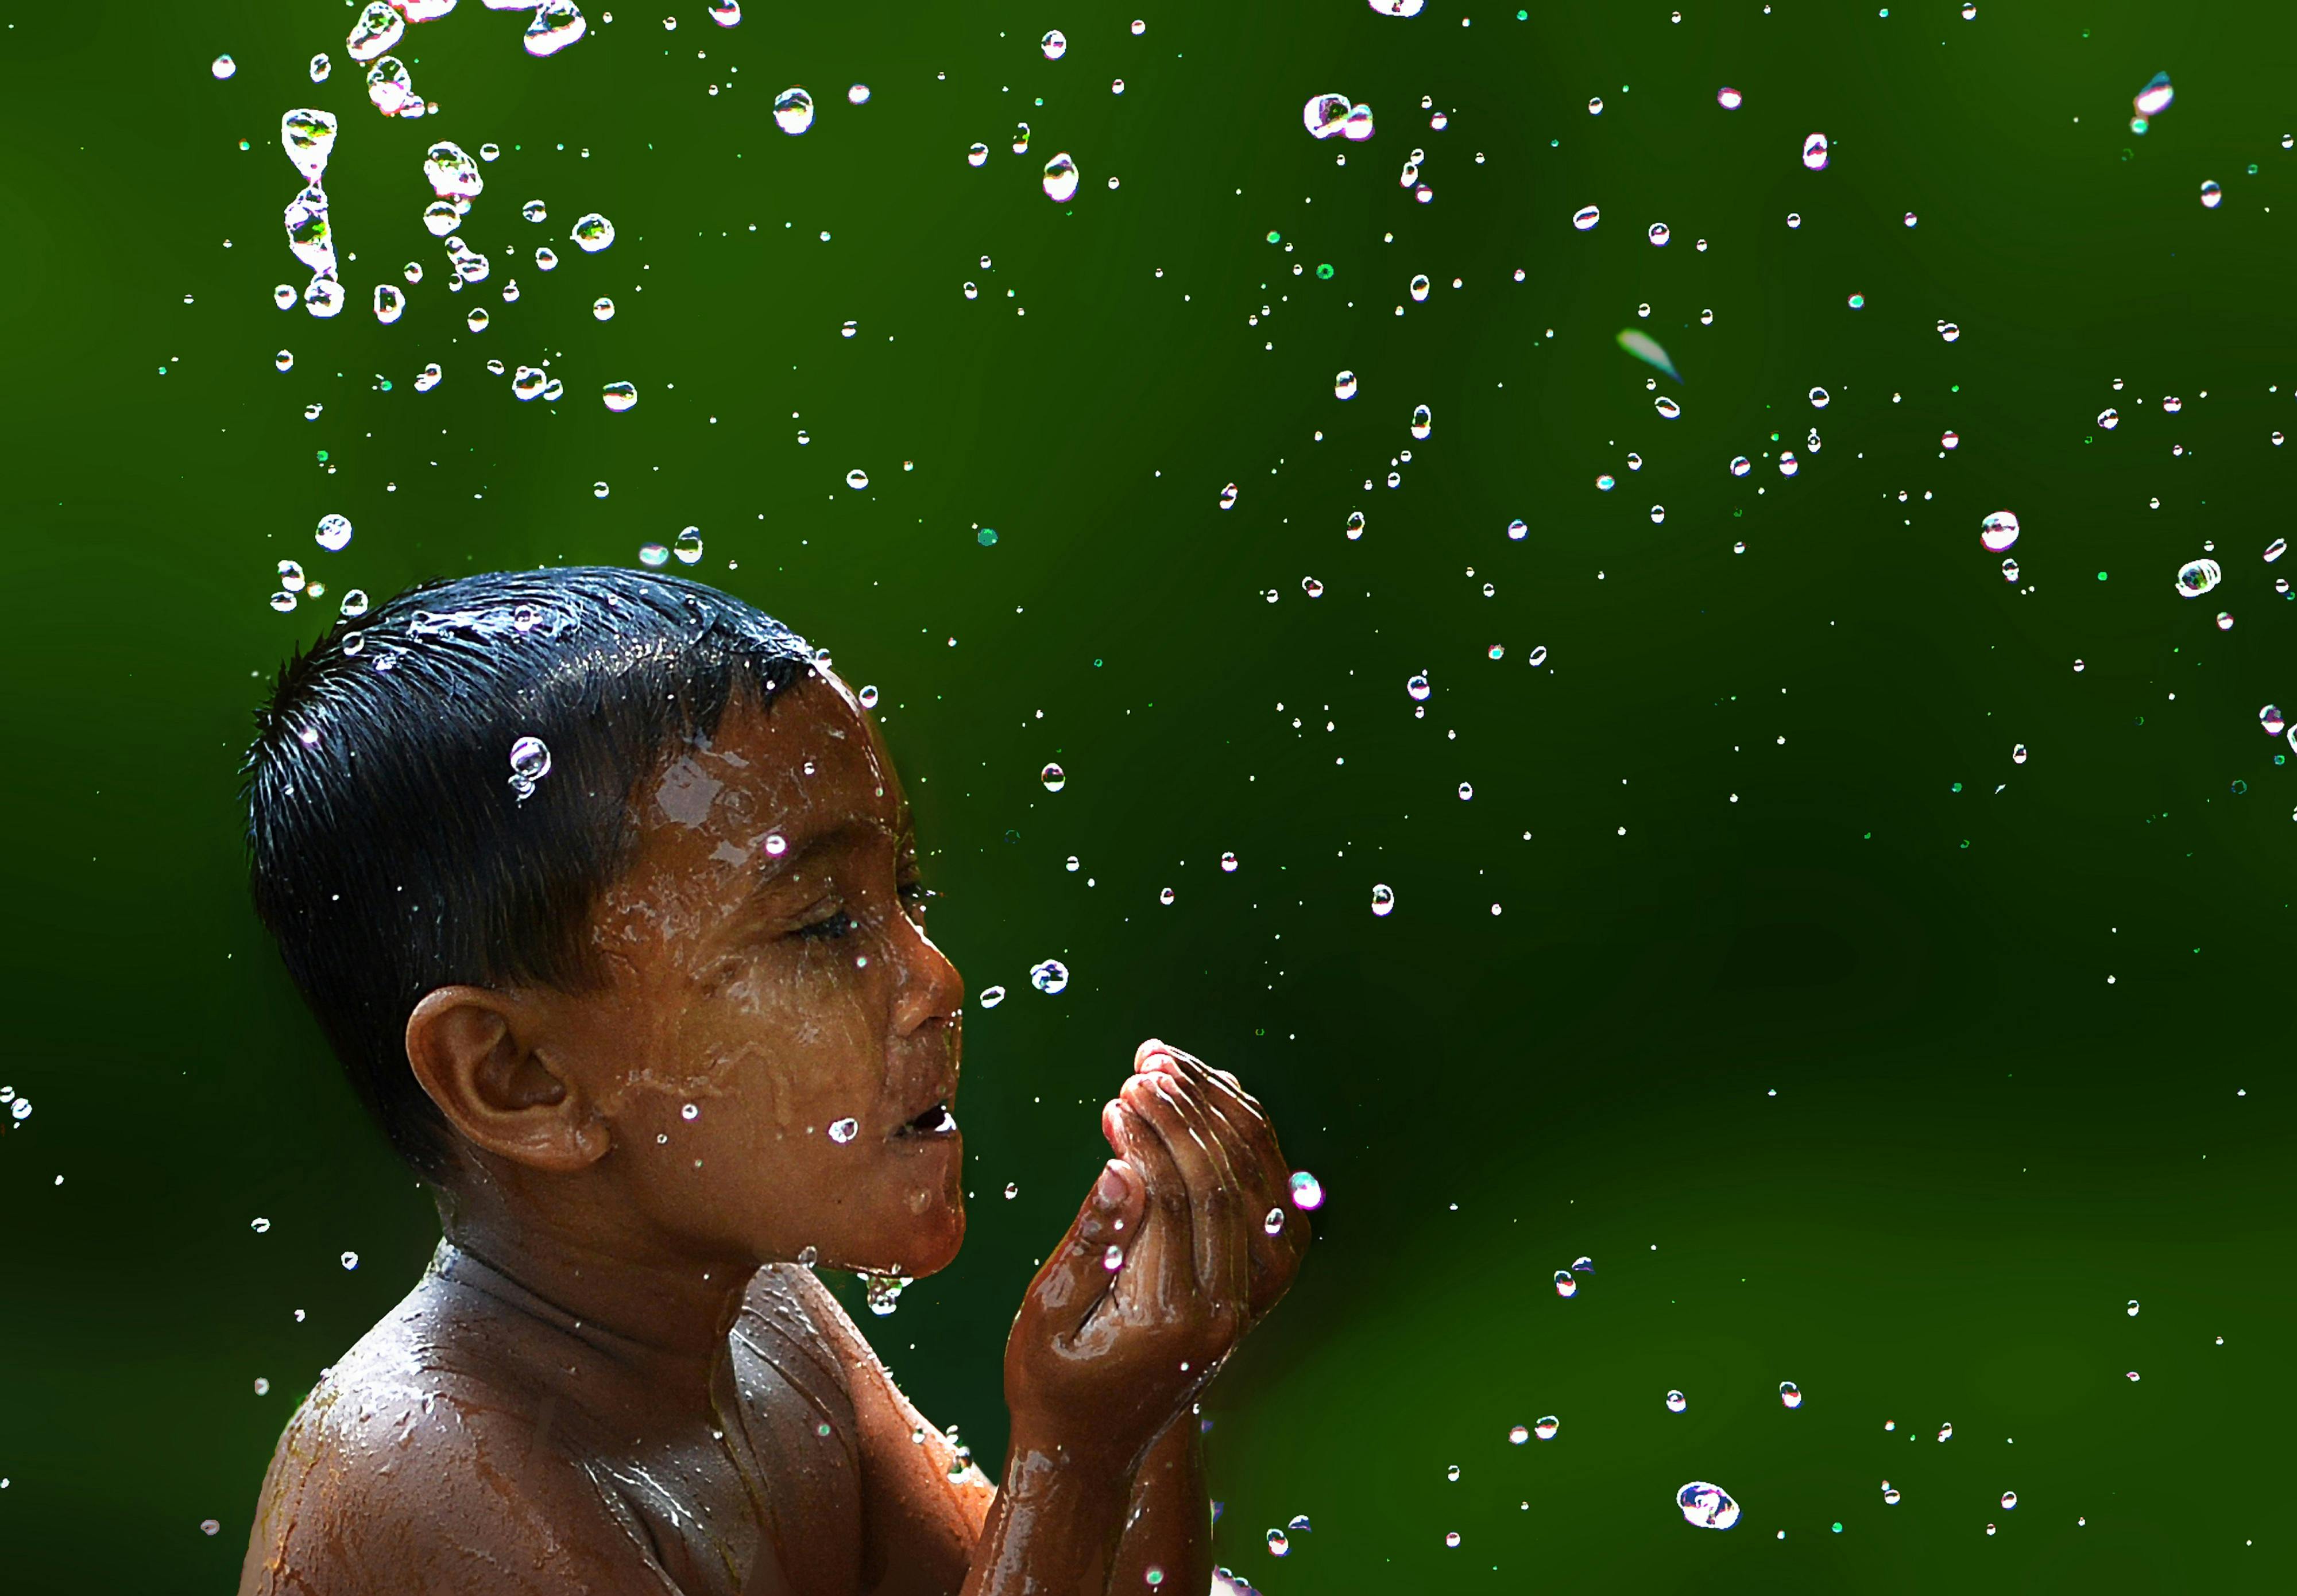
[{"left": 406, "top": 987, "right": 607, "bottom": 1173}]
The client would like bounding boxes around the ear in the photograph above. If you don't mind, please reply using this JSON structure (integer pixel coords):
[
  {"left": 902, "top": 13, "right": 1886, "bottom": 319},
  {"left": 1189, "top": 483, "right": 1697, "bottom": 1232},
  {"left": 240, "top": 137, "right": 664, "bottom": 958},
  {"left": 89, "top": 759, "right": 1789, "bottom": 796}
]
[{"left": 405, "top": 986, "right": 609, "bottom": 1173}]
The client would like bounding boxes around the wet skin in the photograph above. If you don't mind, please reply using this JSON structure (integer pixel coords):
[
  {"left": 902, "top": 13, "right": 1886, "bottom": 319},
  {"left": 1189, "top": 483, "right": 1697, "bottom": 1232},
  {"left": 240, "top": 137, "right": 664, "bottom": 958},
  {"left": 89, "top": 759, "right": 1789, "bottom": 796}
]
[{"left": 239, "top": 675, "right": 1307, "bottom": 1595}]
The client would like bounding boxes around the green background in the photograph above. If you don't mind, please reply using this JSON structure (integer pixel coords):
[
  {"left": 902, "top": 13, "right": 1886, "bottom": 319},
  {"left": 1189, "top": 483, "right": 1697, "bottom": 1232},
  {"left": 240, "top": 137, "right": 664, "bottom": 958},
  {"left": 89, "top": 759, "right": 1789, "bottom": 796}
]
[{"left": 2, "top": 0, "right": 2291, "bottom": 1588}]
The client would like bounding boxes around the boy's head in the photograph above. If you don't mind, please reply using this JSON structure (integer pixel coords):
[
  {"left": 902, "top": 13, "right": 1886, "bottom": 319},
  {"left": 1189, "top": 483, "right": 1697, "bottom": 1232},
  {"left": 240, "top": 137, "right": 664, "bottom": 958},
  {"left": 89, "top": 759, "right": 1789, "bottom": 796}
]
[{"left": 246, "top": 568, "right": 965, "bottom": 1276}]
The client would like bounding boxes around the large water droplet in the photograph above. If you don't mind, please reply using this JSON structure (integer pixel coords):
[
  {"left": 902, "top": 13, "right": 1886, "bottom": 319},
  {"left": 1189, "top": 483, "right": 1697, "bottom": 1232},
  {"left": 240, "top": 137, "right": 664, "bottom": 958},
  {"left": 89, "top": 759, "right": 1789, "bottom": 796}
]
[
  {"left": 571, "top": 212, "right": 615, "bottom": 253},
  {"left": 1287, "top": 1169, "right": 1325, "bottom": 1210},
  {"left": 281, "top": 109, "right": 339, "bottom": 183},
  {"left": 315, "top": 514, "right": 353, "bottom": 552},
  {"left": 2176, "top": 558, "right": 2221, "bottom": 598},
  {"left": 524, "top": 1, "right": 590, "bottom": 57},
  {"left": 1042, "top": 153, "right": 1080, "bottom": 202},
  {"left": 1029, "top": 959, "right": 1070, "bottom": 995},
  {"left": 1980, "top": 510, "right": 2021, "bottom": 552},
  {"left": 1677, "top": 1482, "right": 1741, "bottom": 1531},
  {"left": 347, "top": 2, "right": 405, "bottom": 63},
  {"left": 774, "top": 86, "right": 816, "bottom": 134},
  {"left": 1303, "top": 92, "right": 1354, "bottom": 139}
]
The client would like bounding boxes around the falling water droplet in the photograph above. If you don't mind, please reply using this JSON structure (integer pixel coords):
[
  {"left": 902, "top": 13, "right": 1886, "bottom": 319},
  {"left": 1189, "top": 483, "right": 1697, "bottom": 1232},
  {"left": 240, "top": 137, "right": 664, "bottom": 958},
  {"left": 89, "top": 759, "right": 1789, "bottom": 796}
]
[
  {"left": 1042, "top": 153, "right": 1080, "bottom": 202},
  {"left": 1029, "top": 959, "right": 1070, "bottom": 994},
  {"left": 1677, "top": 1482, "right": 1741, "bottom": 1530}
]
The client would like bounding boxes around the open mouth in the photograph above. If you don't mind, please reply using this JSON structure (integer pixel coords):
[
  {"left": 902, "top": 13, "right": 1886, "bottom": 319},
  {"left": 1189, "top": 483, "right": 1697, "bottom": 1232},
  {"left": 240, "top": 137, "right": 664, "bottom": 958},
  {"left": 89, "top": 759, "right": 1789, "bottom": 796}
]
[{"left": 891, "top": 1102, "right": 957, "bottom": 1138}]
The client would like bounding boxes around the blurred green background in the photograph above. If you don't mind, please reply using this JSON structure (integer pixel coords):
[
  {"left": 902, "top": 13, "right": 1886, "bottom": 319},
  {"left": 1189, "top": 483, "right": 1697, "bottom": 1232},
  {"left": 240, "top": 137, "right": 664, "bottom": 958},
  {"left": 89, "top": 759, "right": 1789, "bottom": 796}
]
[{"left": 2, "top": 0, "right": 2291, "bottom": 1588}]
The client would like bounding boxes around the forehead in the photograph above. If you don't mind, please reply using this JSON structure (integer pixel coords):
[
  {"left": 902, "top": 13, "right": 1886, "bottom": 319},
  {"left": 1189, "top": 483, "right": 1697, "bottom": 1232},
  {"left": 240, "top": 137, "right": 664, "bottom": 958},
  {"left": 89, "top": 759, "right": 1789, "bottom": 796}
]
[{"left": 636, "top": 673, "right": 907, "bottom": 850}]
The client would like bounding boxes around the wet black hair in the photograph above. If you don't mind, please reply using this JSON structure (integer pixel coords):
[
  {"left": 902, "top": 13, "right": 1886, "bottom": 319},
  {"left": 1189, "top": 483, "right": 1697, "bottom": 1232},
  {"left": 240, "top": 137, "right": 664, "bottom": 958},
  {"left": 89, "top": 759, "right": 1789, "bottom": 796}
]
[{"left": 244, "top": 567, "right": 814, "bottom": 1176}]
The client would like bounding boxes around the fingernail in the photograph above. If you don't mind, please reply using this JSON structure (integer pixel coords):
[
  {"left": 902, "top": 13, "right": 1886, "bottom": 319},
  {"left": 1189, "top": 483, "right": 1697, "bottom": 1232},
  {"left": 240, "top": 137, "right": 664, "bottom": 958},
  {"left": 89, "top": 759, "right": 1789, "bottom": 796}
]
[
  {"left": 1095, "top": 1160, "right": 1127, "bottom": 1206},
  {"left": 1142, "top": 1051, "right": 1175, "bottom": 1076}
]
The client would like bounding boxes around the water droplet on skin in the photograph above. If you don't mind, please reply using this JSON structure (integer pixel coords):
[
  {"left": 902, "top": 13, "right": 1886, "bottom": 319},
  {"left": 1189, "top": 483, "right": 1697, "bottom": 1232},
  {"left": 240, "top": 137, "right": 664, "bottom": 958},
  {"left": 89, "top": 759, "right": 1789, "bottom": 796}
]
[
  {"left": 1288, "top": 1169, "right": 1325, "bottom": 1210},
  {"left": 1572, "top": 204, "right": 1601, "bottom": 230},
  {"left": 315, "top": 514, "right": 353, "bottom": 552},
  {"left": 1029, "top": 960, "right": 1070, "bottom": 994},
  {"left": 1534, "top": 1416, "right": 1559, "bottom": 1440},
  {"left": 1666, "top": 1390, "right": 1688, "bottom": 1412},
  {"left": 1262, "top": 1206, "right": 1286, "bottom": 1237},
  {"left": 1042, "top": 153, "right": 1080, "bottom": 202},
  {"left": 1101, "top": 1243, "right": 1124, "bottom": 1272},
  {"left": 1801, "top": 131, "right": 1830, "bottom": 170},
  {"left": 1780, "top": 1381, "right": 1804, "bottom": 1409},
  {"left": 2176, "top": 558, "right": 2222, "bottom": 598},
  {"left": 1554, "top": 1270, "right": 1577, "bottom": 1298},
  {"left": 1981, "top": 510, "right": 2021, "bottom": 552},
  {"left": 828, "top": 1117, "right": 859, "bottom": 1144},
  {"left": 1678, "top": 1481, "right": 1741, "bottom": 1530}
]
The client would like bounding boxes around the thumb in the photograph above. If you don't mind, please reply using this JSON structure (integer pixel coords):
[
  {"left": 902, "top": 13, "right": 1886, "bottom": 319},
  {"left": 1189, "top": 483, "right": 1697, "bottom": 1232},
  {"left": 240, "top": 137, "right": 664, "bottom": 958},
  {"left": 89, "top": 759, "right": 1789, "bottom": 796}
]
[{"left": 1025, "top": 1149, "right": 1146, "bottom": 1335}]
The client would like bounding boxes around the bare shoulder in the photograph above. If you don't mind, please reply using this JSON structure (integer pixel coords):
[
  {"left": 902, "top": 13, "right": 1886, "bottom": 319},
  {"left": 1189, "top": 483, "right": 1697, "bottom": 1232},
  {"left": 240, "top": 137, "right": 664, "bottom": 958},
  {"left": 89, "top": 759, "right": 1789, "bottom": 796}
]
[{"left": 239, "top": 1281, "right": 664, "bottom": 1596}]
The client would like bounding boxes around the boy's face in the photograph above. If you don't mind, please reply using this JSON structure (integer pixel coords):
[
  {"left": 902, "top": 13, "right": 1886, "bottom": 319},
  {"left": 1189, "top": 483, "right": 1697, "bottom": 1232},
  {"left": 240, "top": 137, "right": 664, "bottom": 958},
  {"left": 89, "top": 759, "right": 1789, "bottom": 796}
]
[{"left": 550, "top": 672, "right": 966, "bottom": 1278}]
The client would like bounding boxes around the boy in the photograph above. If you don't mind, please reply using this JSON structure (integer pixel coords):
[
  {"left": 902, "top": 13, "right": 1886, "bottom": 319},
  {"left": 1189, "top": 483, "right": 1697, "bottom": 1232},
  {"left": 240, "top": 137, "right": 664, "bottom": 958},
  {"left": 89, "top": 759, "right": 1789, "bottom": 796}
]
[{"left": 238, "top": 568, "right": 1305, "bottom": 1595}]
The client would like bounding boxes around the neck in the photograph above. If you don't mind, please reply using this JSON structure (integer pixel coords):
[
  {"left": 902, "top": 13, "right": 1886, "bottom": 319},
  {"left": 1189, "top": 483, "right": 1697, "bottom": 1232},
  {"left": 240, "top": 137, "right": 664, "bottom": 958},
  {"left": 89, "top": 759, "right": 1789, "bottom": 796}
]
[{"left": 431, "top": 1163, "right": 757, "bottom": 1404}]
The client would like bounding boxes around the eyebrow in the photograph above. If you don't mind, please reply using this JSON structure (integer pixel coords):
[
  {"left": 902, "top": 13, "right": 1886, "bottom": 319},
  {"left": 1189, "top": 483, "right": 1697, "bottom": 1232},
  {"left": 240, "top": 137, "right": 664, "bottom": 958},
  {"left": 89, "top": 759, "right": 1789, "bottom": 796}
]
[{"left": 737, "top": 813, "right": 918, "bottom": 908}]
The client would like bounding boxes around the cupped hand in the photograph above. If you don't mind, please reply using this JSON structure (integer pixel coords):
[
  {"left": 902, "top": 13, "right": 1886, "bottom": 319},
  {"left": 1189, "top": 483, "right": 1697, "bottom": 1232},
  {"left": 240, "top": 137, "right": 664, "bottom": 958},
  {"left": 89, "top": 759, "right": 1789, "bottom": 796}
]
[{"left": 1003, "top": 1042, "right": 1305, "bottom": 1474}]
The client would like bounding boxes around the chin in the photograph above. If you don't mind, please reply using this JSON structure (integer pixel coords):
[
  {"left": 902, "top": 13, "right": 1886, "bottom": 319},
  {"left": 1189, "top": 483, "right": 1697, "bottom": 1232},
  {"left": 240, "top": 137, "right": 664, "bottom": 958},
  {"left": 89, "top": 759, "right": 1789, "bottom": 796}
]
[{"left": 890, "top": 1139, "right": 966, "bottom": 1276}]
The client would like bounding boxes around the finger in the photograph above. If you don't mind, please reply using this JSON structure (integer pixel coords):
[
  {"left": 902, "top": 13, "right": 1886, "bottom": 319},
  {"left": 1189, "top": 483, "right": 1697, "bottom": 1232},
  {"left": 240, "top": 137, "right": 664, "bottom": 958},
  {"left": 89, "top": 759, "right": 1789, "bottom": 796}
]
[
  {"left": 1106, "top": 1090, "right": 1197, "bottom": 1318},
  {"left": 1144, "top": 1048, "right": 1292, "bottom": 1237},
  {"left": 1141, "top": 1049, "right": 1305, "bottom": 1320},
  {"left": 1028, "top": 1143, "right": 1143, "bottom": 1338},
  {"left": 1121, "top": 1072, "right": 1249, "bottom": 1314}
]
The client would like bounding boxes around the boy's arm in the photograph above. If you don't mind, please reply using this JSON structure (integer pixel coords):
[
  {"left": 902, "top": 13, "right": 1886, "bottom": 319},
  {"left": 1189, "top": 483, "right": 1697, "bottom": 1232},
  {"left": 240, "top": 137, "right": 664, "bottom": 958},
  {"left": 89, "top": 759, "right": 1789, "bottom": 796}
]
[{"left": 1109, "top": 1419, "right": 1213, "bottom": 1595}]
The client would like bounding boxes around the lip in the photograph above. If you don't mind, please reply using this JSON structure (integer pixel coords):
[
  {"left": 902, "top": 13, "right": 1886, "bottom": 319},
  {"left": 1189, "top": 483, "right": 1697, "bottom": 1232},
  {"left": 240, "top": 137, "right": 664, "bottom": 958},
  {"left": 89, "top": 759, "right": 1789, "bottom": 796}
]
[{"left": 887, "top": 1098, "right": 958, "bottom": 1141}]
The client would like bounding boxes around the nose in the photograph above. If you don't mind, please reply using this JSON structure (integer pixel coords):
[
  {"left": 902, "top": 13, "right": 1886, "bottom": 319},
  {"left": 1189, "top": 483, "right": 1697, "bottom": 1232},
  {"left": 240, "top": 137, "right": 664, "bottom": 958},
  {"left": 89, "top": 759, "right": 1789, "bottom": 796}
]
[{"left": 886, "top": 904, "right": 964, "bottom": 1040}]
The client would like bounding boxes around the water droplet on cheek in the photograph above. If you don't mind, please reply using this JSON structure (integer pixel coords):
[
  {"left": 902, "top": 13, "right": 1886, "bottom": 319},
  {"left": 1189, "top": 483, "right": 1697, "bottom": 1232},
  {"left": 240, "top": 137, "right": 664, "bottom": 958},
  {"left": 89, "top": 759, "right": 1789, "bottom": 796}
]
[{"left": 682, "top": 1103, "right": 699, "bottom": 1121}]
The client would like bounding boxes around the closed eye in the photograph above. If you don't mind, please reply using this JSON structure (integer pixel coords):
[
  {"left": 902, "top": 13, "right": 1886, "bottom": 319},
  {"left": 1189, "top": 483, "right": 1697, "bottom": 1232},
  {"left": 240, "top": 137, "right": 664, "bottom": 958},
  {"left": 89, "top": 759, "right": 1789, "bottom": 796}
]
[{"left": 792, "top": 905, "right": 857, "bottom": 940}]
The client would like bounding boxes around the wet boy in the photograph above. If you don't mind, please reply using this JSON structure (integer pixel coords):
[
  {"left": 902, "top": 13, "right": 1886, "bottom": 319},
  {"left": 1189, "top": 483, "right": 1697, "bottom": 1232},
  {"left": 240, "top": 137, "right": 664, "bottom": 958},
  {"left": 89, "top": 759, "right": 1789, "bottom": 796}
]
[{"left": 237, "top": 569, "right": 1305, "bottom": 1594}]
